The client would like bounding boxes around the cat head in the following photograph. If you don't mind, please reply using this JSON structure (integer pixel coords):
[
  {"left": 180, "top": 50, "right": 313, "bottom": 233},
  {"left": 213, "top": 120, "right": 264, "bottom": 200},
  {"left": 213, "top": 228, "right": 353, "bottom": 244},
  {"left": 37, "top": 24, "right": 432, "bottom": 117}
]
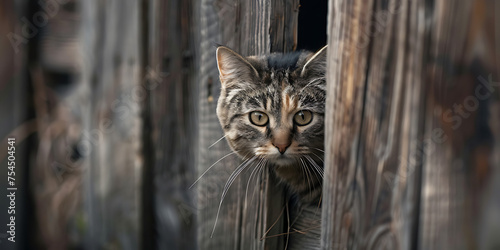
[{"left": 215, "top": 46, "right": 327, "bottom": 167}]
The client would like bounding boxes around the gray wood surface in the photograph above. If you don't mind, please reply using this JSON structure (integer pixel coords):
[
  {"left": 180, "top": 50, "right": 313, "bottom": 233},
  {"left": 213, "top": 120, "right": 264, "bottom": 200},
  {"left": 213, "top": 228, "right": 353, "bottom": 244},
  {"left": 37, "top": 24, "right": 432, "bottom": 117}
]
[
  {"left": 79, "top": 0, "right": 143, "bottom": 248},
  {"left": 322, "top": 0, "right": 500, "bottom": 249},
  {"left": 147, "top": 0, "right": 198, "bottom": 249},
  {"left": 26, "top": 1, "right": 85, "bottom": 249}
]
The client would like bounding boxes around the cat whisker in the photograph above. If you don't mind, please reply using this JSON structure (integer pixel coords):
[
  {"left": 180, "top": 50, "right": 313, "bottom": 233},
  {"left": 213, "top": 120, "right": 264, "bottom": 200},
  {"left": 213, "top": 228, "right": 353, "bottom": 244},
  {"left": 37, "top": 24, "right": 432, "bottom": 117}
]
[
  {"left": 261, "top": 204, "right": 286, "bottom": 241},
  {"left": 304, "top": 155, "right": 324, "bottom": 180},
  {"left": 305, "top": 155, "right": 322, "bottom": 170},
  {"left": 303, "top": 155, "right": 324, "bottom": 211},
  {"left": 211, "top": 156, "right": 258, "bottom": 238},
  {"left": 245, "top": 157, "right": 265, "bottom": 205},
  {"left": 250, "top": 159, "right": 267, "bottom": 205},
  {"left": 305, "top": 160, "right": 316, "bottom": 198},
  {"left": 296, "top": 159, "right": 309, "bottom": 198},
  {"left": 189, "top": 151, "right": 238, "bottom": 189},
  {"left": 306, "top": 155, "right": 324, "bottom": 179},
  {"left": 310, "top": 152, "right": 324, "bottom": 164},
  {"left": 189, "top": 151, "right": 242, "bottom": 189},
  {"left": 221, "top": 156, "right": 257, "bottom": 202},
  {"left": 208, "top": 135, "right": 227, "bottom": 149},
  {"left": 299, "top": 77, "right": 324, "bottom": 92},
  {"left": 299, "top": 158, "right": 313, "bottom": 199},
  {"left": 312, "top": 147, "right": 325, "bottom": 153}
]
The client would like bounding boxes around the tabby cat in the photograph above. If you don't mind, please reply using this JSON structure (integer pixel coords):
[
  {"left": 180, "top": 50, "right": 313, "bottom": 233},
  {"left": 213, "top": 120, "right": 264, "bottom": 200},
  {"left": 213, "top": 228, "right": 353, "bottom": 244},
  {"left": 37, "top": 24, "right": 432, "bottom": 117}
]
[{"left": 215, "top": 46, "right": 327, "bottom": 204}]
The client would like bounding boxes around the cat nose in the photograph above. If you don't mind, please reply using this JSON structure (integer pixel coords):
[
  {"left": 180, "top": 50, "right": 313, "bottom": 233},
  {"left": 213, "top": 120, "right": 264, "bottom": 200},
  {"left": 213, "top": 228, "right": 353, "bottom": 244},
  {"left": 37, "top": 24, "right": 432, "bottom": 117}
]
[
  {"left": 273, "top": 142, "right": 291, "bottom": 154},
  {"left": 272, "top": 130, "right": 291, "bottom": 154}
]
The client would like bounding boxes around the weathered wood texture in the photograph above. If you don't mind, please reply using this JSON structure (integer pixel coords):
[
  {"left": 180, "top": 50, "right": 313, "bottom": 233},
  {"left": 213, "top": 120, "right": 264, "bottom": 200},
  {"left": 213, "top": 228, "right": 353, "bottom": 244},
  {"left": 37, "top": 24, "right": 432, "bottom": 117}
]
[
  {"left": 18, "top": 1, "right": 141, "bottom": 248},
  {"left": 146, "top": 0, "right": 198, "bottom": 249},
  {"left": 322, "top": 0, "right": 500, "bottom": 249},
  {"left": 4, "top": 0, "right": 499, "bottom": 249},
  {"left": 2, "top": 0, "right": 199, "bottom": 249},
  {"left": 196, "top": 0, "right": 299, "bottom": 249},
  {"left": 79, "top": 0, "right": 143, "bottom": 248},
  {"left": 29, "top": 1, "right": 86, "bottom": 249}
]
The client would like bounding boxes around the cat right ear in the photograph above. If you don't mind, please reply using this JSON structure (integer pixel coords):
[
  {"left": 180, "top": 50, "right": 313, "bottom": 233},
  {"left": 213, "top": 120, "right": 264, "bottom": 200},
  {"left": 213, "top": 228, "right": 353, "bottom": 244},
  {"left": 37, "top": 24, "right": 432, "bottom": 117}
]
[
  {"left": 300, "top": 45, "right": 327, "bottom": 77},
  {"left": 216, "top": 46, "right": 259, "bottom": 88}
]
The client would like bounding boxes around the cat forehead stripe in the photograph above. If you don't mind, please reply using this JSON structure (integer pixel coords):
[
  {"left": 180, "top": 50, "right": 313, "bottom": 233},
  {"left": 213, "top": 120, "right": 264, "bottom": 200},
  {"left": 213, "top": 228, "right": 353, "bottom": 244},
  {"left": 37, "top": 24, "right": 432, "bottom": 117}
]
[{"left": 267, "top": 51, "right": 302, "bottom": 70}]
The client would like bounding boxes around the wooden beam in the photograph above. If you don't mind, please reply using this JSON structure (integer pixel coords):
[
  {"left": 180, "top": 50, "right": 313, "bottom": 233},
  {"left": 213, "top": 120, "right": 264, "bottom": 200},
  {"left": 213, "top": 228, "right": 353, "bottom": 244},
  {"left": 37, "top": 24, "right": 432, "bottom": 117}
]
[
  {"left": 322, "top": 0, "right": 500, "bottom": 249},
  {"left": 79, "top": 0, "right": 143, "bottom": 248},
  {"left": 146, "top": 0, "right": 198, "bottom": 249}
]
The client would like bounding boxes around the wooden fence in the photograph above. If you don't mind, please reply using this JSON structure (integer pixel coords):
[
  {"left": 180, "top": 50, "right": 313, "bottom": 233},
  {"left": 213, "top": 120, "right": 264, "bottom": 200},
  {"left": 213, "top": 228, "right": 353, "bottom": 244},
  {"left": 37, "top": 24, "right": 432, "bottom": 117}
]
[
  {"left": 323, "top": 1, "right": 500, "bottom": 249},
  {"left": 0, "top": 0, "right": 499, "bottom": 249}
]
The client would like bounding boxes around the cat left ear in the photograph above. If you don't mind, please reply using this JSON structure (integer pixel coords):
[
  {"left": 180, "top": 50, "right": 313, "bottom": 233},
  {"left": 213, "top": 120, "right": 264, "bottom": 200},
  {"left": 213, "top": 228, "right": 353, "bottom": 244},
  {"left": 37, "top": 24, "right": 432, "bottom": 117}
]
[
  {"left": 216, "top": 46, "right": 259, "bottom": 88},
  {"left": 300, "top": 45, "right": 328, "bottom": 77}
]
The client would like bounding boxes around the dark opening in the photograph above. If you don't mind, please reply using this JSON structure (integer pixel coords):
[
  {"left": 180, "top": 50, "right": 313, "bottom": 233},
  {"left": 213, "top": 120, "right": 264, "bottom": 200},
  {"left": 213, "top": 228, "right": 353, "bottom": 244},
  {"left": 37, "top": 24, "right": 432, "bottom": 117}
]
[{"left": 296, "top": 0, "right": 328, "bottom": 52}]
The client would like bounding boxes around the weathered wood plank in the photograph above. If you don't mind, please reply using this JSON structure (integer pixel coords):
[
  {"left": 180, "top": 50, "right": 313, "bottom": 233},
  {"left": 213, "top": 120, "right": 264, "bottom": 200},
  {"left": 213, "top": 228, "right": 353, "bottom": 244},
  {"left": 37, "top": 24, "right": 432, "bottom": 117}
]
[
  {"left": 196, "top": 0, "right": 245, "bottom": 248},
  {"left": 270, "top": 0, "right": 300, "bottom": 52},
  {"left": 147, "top": 0, "right": 198, "bottom": 249},
  {"left": 322, "top": 0, "right": 500, "bottom": 249},
  {"left": 322, "top": 0, "right": 375, "bottom": 249},
  {"left": 21, "top": 1, "right": 86, "bottom": 249},
  {"left": 418, "top": 1, "right": 498, "bottom": 249},
  {"left": 79, "top": 0, "right": 143, "bottom": 248}
]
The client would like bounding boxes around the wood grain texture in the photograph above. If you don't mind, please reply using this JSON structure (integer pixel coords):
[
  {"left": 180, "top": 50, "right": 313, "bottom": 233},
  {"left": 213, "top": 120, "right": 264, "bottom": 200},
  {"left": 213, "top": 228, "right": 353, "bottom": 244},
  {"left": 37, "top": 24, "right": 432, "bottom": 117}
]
[
  {"left": 27, "top": 1, "right": 85, "bottom": 249},
  {"left": 147, "top": 0, "right": 198, "bottom": 249},
  {"left": 79, "top": 0, "right": 143, "bottom": 248},
  {"left": 322, "top": 0, "right": 500, "bottom": 249},
  {"left": 270, "top": 0, "right": 300, "bottom": 52},
  {"left": 322, "top": 0, "right": 375, "bottom": 249}
]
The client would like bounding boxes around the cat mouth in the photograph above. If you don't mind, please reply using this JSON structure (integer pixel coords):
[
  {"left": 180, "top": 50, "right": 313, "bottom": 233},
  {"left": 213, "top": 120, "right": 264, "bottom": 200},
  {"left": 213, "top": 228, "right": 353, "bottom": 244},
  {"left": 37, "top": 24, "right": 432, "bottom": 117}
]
[{"left": 267, "top": 154, "right": 296, "bottom": 166}]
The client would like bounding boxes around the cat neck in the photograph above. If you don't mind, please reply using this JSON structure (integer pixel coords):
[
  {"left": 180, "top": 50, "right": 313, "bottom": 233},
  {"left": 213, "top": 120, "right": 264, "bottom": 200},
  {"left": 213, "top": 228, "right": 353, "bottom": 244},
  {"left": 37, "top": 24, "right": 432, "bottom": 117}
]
[{"left": 271, "top": 160, "right": 323, "bottom": 205}]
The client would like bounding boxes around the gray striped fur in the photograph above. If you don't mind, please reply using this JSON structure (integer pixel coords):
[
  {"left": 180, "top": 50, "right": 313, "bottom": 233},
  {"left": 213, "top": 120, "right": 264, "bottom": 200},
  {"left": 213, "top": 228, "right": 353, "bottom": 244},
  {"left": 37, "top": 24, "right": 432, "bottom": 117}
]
[{"left": 216, "top": 46, "right": 327, "bottom": 204}]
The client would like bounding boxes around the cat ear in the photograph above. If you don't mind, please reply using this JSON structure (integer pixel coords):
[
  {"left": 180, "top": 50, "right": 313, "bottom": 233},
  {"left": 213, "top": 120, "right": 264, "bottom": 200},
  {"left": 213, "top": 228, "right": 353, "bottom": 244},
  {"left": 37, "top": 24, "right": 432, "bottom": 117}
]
[
  {"left": 300, "top": 45, "right": 328, "bottom": 77},
  {"left": 216, "top": 46, "right": 259, "bottom": 88}
]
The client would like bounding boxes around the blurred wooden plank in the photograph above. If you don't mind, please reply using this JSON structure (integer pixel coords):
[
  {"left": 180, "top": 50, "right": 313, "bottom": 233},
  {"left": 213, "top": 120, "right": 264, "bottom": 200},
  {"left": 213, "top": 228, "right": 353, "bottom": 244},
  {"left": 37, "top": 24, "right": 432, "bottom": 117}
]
[
  {"left": 25, "top": 1, "right": 87, "bottom": 249},
  {"left": 479, "top": 100, "right": 500, "bottom": 250},
  {"left": 79, "top": 0, "right": 143, "bottom": 248},
  {"left": 322, "top": 0, "right": 500, "bottom": 249},
  {"left": 418, "top": 1, "right": 498, "bottom": 249},
  {"left": 477, "top": 3, "right": 500, "bottom": 245},
  {"left": 146, "top": 0, "right": 198, "bottom": 249}
]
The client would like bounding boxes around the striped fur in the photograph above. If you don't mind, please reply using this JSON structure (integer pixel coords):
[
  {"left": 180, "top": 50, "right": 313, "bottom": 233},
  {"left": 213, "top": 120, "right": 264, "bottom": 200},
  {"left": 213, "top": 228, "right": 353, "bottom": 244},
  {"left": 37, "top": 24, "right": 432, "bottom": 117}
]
[{"left": 216, "top": 46, "right": 327, "bottom": 204}]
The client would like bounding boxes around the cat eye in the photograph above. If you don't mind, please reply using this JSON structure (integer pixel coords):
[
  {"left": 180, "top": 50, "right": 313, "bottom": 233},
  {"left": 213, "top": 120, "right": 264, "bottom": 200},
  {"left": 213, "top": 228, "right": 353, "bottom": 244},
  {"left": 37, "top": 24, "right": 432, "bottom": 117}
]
[
  {"left": 249, "top": 111, "right": 269, "bottom": 126},
  {"left": 294, "top": 110, "right": 313, "bottom": 126}
]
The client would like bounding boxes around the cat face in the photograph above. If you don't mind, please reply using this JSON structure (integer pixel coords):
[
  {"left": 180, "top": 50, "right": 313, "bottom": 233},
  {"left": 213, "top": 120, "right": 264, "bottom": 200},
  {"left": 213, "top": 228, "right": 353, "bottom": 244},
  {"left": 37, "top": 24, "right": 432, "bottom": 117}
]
[{"left": 216, "top": 46, "right": 327, "bottom": 168}]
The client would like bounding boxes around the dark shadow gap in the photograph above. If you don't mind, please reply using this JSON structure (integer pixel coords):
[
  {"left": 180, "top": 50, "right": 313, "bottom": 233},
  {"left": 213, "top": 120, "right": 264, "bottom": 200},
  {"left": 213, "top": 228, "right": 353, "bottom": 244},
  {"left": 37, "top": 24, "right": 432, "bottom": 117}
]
[{"left": 296, "top": 0, "right": 328, "bottom": 52}]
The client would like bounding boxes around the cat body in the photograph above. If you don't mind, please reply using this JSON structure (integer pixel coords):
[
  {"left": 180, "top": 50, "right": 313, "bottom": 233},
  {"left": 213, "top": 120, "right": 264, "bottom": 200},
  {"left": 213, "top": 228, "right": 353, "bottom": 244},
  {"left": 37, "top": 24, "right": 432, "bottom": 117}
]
[{"left": 216, "top": 46, "right": 327, "bottom": 204}]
